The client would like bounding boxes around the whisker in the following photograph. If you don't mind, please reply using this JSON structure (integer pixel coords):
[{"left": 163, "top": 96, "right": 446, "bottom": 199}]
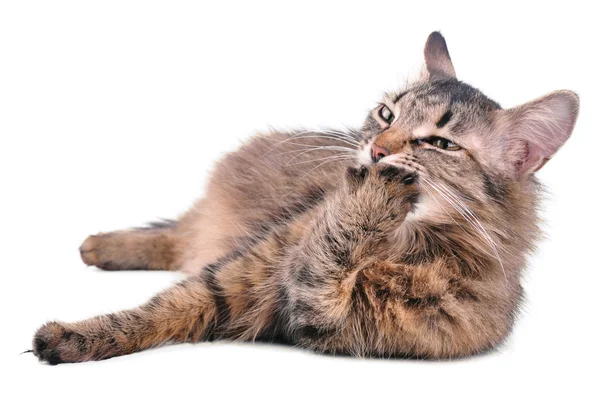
[
  {"left": 278, "top": 145, "right": 355, "bottom": 165},
  {"left": 302, "top": 155, "right": 354, "bottom": 176},
  {"left": 420, "top": 181, "right": 468, "bottom": 233},
  {"left": 289, "top": 131, "right": 361, "bottom": 146},
  {"left": 274, "top": 144, "right": 356, "bottom": 156},
  {"left": 288, "top": 153, "right": 355, "bottom": 166},
  {"left": 317, "top": 129, "right": 363, "bottom": 142},
  {"left": 433, "top": 182, "right": 503, "bottom": 248},
  {"left": 265, "top": 135, "right": 359, "bottom": 156},
  {"left": 421, "top": 176, "right": 507, "bottom": 283}
]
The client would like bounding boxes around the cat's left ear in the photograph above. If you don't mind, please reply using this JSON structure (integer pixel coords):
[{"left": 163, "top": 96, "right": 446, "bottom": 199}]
[
  {"left": 497, "top": 90, "right": 579, "bottom": 176},
  {"left": 423, "top": 32, "right": 457, "bottom": 80}
]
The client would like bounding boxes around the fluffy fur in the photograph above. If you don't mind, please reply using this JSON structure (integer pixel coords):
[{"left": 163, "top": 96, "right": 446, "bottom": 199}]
[{"left": 33, "top": 32, "right": 579, "bottom": 364}]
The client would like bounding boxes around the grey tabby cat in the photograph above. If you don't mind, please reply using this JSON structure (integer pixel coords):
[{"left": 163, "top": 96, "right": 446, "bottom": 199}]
[{"left": 32, "top": 32, "right": 579, "bottom": 364}]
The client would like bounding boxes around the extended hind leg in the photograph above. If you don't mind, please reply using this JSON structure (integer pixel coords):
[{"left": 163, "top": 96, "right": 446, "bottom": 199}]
[
  {"left": 34, "top": 211, "right": 293, "bottom": 364},
  {"left": 33, "top": 274, "right": 218, "bottom": 363},
  {"left": 80, "top": 221, "right": 183, "bottom": 271}
]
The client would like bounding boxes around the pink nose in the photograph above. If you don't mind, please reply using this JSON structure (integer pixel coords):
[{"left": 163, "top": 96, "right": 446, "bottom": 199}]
[{"left": 371, "top": 143, "right": 390, "bottom": 163}]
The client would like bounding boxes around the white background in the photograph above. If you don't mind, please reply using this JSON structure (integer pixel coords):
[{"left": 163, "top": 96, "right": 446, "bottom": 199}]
[{"left": 1, "top": 1, "right": 598, "bottom": 405}]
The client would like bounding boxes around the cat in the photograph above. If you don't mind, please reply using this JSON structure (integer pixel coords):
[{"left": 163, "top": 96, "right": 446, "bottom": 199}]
[{"left": 32, "top": 32, "right": 579, "bottom": 364}]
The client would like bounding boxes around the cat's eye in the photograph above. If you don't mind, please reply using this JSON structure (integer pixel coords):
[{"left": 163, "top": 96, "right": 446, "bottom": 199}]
[
  {"left": 379, "top": 105, "right": 395, "bottom": 124},
  {"left": 418, "top": 136, "right": 462, "bottom": 151},
  {"left": 432, "top": 138, "right": 460, "bottom": 151}
]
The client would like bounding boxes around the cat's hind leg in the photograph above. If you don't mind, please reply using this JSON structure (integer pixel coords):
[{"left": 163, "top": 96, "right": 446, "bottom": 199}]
[
  {"left": 79, "top": 220, "right": 183, "bottom": 271},
  {"left": 33, "top": 274, "right": 217, "bottom": 363},
  {"left": 36, "top": 224, "right": 290, "bottom": 363}
]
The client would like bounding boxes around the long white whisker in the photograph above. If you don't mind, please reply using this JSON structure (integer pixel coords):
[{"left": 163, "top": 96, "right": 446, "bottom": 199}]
[
  {"left": 288, "top": 153, "right": 354, "bottom": 166},
  {"left": 275, "top": 143, "right": 356, "bottom": 156},
  {"left": 302, "top": 155, "right": 354, "bottom": 176},
  {"left": 421, "top": 176, "right": 507, "bottom": 283},
  {"left": 275, "top": 144, "right": 356, "bottom": 155},
  {"left": 278, "top": 145, "right": 355, "bottom": 165},
  {"left": 434, "top": 182, "right": 505, "bottom": 256},
  {"left": 265, "top": 132, "right": 358, "bottom": 155},
  {"left": 293, "top": 133, "right": 360, "bottom": 144},
  {"left": 317, "top": 129, "right": 363, "bottom": 142},
  {"left": 420, "top": 181, "right": 468, "bottom": 233},
  {"left": 289, "top": 131, "right": 361, "bottom": 146}
]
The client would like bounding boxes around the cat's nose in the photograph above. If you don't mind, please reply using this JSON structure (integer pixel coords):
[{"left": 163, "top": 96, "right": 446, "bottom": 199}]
[{"left": 371, "top": 143, "right": 391, "bottom": 163}]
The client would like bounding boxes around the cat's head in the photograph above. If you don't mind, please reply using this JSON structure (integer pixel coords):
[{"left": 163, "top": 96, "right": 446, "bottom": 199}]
[{"left": 357, "top": 32, "right": 579, "bottom": 267}]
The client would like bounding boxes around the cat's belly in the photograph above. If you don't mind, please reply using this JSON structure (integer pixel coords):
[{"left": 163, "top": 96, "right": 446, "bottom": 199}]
[{"left": 179, "top": 130, "right": 357, "bottom": 273}]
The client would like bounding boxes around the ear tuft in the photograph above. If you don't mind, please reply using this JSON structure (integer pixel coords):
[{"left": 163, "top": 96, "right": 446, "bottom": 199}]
[
  {"left": 424, "top": 32, "right": 456, "bottom": 80},
  {"left": 501, "top": 90, "right": 579, "bottom": 175}
]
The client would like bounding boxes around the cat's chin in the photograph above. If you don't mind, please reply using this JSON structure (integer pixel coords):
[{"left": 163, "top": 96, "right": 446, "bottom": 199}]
[
  {"left": 405, "top": 191, "right": 435, "bottom": 222},
  {"left": 392, "top": 195, "right": 441, "bottom": 242}
]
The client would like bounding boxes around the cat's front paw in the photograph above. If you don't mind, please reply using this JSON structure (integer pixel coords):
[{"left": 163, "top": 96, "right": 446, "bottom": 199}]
[
  {"left": 346, "top": 164, "right": 418, "bottom": 194},
  {"left": 376, "top": 165, "right": 420, "bottom": 206},
  {"left": 376, "top": 165, "right": 418, "bottom": 186},
  {"left": 33, "top": 322, "right": 90, "bottom": 365},
  {"left": 345, "top": 164, "right": 420, "bottom": 220}
]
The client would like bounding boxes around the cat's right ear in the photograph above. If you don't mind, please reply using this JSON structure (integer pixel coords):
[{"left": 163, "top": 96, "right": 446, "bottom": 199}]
[{"left": 423, "top": 32, "right": 457, "bottom": 80}]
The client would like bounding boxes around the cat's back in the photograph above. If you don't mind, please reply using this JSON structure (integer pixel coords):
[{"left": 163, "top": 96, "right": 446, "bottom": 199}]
[
  {"left": 210, "top": 131, "right": 355, "bottom": 218},
  {"left": 179, "top": 130, "right": 356, "bottom": 272}
]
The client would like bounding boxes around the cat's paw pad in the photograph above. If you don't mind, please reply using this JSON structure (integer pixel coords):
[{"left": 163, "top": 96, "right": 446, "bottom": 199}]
[
  {"left": 377, "top": 165, "right": 417, "bottom": 185},
  {"left": 346, "top": 165, "right": 419, "bottom": 206},
  {"left": 33, "top": 322, "right": 88, "bottom": 365},
  {"left": 375, "top": 165, "right": 420, "bottom": 206}
]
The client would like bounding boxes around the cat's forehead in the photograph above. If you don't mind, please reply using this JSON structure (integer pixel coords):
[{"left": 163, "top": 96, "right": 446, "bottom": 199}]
[
  {"left": 410, "top": 80, "right": 499, "bottom": 106},
  {"left": 389, "top": 79, "right": 501, "bottom": 131}
]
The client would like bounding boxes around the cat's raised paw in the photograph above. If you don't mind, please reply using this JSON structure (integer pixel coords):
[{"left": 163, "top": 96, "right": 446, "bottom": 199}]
[
  {"left": 377, "top": 165, "right": 418, "bottom": 185},
  {"left": 345, "top": 165, "right": 418, "bottom": 198},
  {"left": 375, "top": 165, "right": 420, "bottom": 208}
]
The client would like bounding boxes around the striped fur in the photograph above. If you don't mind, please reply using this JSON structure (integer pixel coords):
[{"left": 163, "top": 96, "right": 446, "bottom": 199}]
[{"left": 32, "top": 32, "right": 578, "bottom": 364}]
